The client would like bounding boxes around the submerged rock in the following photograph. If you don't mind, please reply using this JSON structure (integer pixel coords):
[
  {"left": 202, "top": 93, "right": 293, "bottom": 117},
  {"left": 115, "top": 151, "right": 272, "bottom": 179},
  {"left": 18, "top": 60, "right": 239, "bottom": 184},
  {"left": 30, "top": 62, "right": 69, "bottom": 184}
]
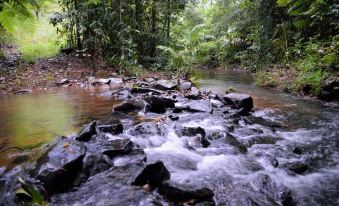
[
  {"left": 133, "top": 161, "right": 170, "bottom": 187},
  {"left": 75, "top": 120, "right": 97, "bottom": 142},
  {"left": 284, "top": 162, "right": 309, "bottom": 175},
  {"left": 223, "top": 93, "right": 253, "bottom": 111},
  {"left": 226, "top": 133, "right": 247, "bottom": 153},
  {"left": 34, "top": 139, "right": 87, "bottom": 194}
]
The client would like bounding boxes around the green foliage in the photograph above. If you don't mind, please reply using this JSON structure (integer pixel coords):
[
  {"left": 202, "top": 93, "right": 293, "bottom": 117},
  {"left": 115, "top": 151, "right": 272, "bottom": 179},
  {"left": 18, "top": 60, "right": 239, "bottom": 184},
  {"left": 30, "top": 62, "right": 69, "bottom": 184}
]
[{"left": 16, "top": 176, "right": 46, "bottom": 206}]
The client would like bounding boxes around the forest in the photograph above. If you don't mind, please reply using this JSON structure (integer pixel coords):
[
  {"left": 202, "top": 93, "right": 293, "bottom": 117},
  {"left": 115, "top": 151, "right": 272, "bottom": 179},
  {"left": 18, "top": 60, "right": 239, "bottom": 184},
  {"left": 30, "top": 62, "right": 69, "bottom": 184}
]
[
  {"left": 0, "top": 1, "right": 338, "bottom": 206},
  {"left": 0, "top": 0, "right": 338, "bottom": 98}
]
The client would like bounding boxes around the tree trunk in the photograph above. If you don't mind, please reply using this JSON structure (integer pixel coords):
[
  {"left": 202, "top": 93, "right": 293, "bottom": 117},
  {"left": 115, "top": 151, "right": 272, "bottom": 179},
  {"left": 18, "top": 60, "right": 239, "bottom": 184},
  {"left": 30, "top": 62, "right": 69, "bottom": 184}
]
[
  {"left": 166, "top": 0, "right": 171, "bottom": 40},
  {"left": 150, "top": 0, "right": 157, "bottom": 61},
  {"left": 74, "top": 0, "right": 82, "bottom": 50}
]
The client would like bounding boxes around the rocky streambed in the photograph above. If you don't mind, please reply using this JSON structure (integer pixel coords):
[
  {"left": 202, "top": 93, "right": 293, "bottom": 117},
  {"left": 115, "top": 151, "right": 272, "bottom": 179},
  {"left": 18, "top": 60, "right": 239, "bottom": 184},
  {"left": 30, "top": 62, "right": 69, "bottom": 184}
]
[{"left": 0, "top": 77, "right": 329, "bottom": 205}]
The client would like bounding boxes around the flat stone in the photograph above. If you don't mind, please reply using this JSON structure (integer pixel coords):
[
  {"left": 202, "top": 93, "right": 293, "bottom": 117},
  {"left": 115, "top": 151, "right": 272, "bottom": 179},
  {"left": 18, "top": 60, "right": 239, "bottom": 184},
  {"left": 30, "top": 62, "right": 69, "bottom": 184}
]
[
  {"left": 175, "top": 100, "right": 213, "bottom": 113},
  {"left": 152, "top": 80, "right": 178, "bottom": 90},
  {"left": 223, "top": 93, "right": 253, "bottom": 111},
  {"left": 58, "top": 78, "right": 69, "bottom": 85},
  {"left": 108, "top": 77, "right": 123, "bottom": 84}
]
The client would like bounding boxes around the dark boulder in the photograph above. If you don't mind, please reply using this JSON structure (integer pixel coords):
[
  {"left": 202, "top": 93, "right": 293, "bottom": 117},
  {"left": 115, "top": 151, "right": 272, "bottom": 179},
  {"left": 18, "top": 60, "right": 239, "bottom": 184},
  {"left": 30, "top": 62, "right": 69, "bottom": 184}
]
[
  {"left": 175, "top": 126, "right": 206, "bottom": 138},
  {"left": 112, "top": 99, "right": 145, "bottom": 113},
  {"left": 75, "top": 120, "right": 97, "bottom": 142},
  {"left": 96, "top": 120, "right": 123, "bottom": 135},
  {"left": 318, "top": 77, "right": 339, "bottom": 101},
  {"left": 158, "top": 182, "right": 215, "bottom": 205},
  {"left": 73, "top": 152, "right": 112, "bottom": 186},
  {"left": 50, "top": 164, "right": 163, "bottom": 206},
  {"left": 101, "top": 139, "right": 134, "bottom": 158},
  {"left": 34, "top": 139, "right": 87, "bottom": 194},
  {"left": 284, "top": 162, "right": 309, "bottom": 175},
  {"left": 168, "top": 114, "right": 179, "bottom": 121},
  {"left": 144, "top": 96, "right": 175, "bottom": 114},
  {"left": 223, "top": 93, "right": 253, "bottom": 111},
  {"left": 152, "top": 80, "right": 178, "bottom": 90},
  {"left": 226, "top": 133, "right": 247, "bottom": 153},
  {"left": 133, "top": 161, "right": 170, "bottom": 187}
]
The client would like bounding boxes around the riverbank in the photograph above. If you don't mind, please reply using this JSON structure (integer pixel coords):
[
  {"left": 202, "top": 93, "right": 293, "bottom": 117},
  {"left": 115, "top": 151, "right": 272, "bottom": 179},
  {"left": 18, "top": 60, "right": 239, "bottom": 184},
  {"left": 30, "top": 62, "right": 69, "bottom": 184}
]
[
  {"left": 0, "top": 53, "right": 165, "bottom": 95},
  {"left": 253, "top": 66, "right": 339, "bottom": 102}
]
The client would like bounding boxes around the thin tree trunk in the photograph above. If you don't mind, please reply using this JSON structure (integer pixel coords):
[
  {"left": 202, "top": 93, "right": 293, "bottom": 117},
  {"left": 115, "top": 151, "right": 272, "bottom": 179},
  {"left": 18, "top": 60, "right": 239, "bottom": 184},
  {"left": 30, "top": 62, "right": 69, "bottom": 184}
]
[
  {"left": 74, "top": 0, "right": 82, "bottom": 49},
  {"left": 150, "top": 0, "right": 157, "bottom": 60},
  {"left": 166, "top": 0, "right": 171, "bottom": 40}
]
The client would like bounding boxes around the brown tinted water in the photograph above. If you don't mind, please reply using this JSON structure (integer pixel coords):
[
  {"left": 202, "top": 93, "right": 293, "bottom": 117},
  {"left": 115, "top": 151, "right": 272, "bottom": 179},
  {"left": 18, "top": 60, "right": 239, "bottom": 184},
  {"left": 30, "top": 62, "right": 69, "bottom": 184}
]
[{"left": 0, "top": 86, "right": 119, "bottom": 169}]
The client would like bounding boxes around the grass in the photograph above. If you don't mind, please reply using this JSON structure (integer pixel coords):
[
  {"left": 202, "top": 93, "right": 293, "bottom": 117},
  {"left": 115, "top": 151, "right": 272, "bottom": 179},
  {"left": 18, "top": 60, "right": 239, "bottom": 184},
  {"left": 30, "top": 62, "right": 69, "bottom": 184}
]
[{"left": 6, "top": 1, "right": 61, "bottom": 62}]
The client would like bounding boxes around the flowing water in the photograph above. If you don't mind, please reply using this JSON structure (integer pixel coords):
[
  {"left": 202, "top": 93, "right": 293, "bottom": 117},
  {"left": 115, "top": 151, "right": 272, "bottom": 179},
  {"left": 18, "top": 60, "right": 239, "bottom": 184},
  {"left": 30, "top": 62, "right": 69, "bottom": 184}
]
[{"left": 0, "top": 69, "right": 338, "bottom": 205}]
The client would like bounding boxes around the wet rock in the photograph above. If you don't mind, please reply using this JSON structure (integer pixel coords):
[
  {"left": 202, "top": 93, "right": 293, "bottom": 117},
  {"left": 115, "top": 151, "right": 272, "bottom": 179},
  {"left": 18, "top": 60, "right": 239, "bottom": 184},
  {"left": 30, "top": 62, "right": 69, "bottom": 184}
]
[
  {"left": 186, "top": 87, "right": 202, "bottom": 99},
  {"left": 51, "top": 164, "right": 163, "bottom": 206},
  {"left": 108, "top": 77, "right": 123, "bottom": 84},
  {"left": 175, "top": 100, "right": 213, "bottom": 113},
  {"left": 152, "top": 79, "right": 178, "bottom": 90},
  {"left": 111, "top": 88, "right": 133, "bottom": 100},
  {"left": 144, "top": 96, "right": 175, "bottom": 114},
  {"left": 129, "top": 122, "right": 162, "bottom": 137},
  {"left": 179, "top": 81, "right": 192, "bottom": 91},
  {"left": 73, "top": 152, "right": 112, "bottom": 186},
  {"left": 175, "top": 126, "right": 206, "bottom": 138},
  {"left": 133, "top": 161, "right": 170, "bottom": 187},
  {"left": 292, "top": 147, "right": 303, "bottom": 155},
  {"left": 14, "top": 89, "right": 32, "bottom": 94},
  {"left": 210, "top": 99, "right": 224, "bottom": 108},
  {"left": 96, "top": 120, "right": 123, "bottom": 135},
  {"left": 113, "top": 149, "right": 147, "bottom": 167},
  {"left": 75, "top": 120, "right": 97, "bottom": 142},
  {"left": 271, "top": 159, "right": 279, "bottom": 168},
  {"left": 319, "top": 77, "right": 339, "bottom": 101},
  {"left": 96, "top": 78, "right": 111, "bottom": 84},
  {"left": 158, "top": 182, "right": 215, "bottom": 205},
  {"left": 284, "top": 162, "right": 309, "bottom": 174},
  {"left": 223, "top": 93, "right": 253, "bottom": 111},
  {"left": 168, "top": 114, "right": 179, "bottom": 121},
  {"left": 244, "top": 135, "right": 277, "bottom": 147},
  {"left": 101, "top": 139, "right": 134, "bottom": 158},
  {"left": 226, "top": 133, "right": 247, "bottom": 153},
  {"left": 34, "top": 139, "right": 87, "bottom": 194},
  {"left": 57, "top": 78, "right": 69, "bottom": 86},
  {"left": 131, "top": 87, "right": 162, "bottom": 95},
  {"left": 112, "top": 99, "right": 145, "bottom": 113},
  {"left": 252, "top": 174, "right": 294, "bottom": 206}
]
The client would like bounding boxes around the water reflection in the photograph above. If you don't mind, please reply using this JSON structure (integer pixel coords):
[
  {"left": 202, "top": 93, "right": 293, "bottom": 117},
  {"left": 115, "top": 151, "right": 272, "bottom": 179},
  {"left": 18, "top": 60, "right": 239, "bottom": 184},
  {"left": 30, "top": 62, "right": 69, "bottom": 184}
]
[{"left": 0, "top": 86, "right": 118, "bottom": 169}]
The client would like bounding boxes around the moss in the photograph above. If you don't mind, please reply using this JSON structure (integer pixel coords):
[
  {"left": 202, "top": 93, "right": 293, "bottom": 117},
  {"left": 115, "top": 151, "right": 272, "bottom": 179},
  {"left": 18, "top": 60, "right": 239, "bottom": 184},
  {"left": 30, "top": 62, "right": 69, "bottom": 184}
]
[{"left": 254, "top": 71, "right": 279, "bottom": 87}]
